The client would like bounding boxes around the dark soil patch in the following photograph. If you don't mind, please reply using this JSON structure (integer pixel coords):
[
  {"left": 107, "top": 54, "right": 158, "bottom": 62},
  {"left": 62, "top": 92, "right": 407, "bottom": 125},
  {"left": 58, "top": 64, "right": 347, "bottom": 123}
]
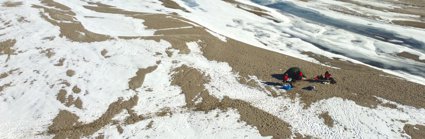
[
  {"left": 0, "top": 39, "right": 17, "bottom": 62},
  {"left": 319, "top": 112, "right": 334, "bottom": 128},
  {"left": 404, "top": 124, "right": 425, "bottom": 139},
  {"left": 48, "top": 96, "right": 138, "bottom": 138},
  {"left": 128, "top": 66, "right": 158, "bottom": 91},
  {"left": 159, "top": 0, "right": 189, "bottom": 12},
  {"left": 396, "top": 51, "right": 425, "bottom": 63}
]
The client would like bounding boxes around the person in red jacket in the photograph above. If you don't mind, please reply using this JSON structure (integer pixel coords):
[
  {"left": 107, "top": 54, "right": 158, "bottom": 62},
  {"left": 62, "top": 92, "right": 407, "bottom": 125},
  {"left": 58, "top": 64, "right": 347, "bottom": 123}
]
[
  {"left": 298, "top": 71, "right": 304, "bottom": 80},
  {"left": 324, "top": 71, "right": 332, "bottom": 80},
  {"left": 283, "top": 73, "right": 290, "bottom": 82}
]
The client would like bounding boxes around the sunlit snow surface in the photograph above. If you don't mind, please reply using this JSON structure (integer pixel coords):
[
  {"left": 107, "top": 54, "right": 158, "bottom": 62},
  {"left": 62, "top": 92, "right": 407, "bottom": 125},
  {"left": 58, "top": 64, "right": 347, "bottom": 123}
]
[{"left": 0, "top": 0, "right": 424, "bottom": 138}]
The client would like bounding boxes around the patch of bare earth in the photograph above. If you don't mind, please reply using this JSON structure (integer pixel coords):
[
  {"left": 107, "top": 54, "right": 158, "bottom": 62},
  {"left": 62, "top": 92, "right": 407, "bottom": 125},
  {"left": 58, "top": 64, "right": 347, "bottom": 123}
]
[
  {"left": 83, "top": 3, "right": 196, "bottom": 55},
  {"left": 2, "top": 1, "right": 22, "bottom": 7},
  {"left": 73, "top": 98, "right": 83, "bottom": 109},
  {"left": 0, "top": 39, "right": 17, "bottom": 62},
  {"left": 169, "top": 66, "right": 219, "bottom": 112},
  {"left": 0, "top": 82, "right": 12, "bottom": 93},
  {"left": 294, "top": 133, "right": 313, "bottom": 139},
  {"left": 100, "top": 49, "right": 110, "bottom": 58},
  {"left": 66, "top": 69, "right": 75, "bottom": 77},
  {"left": 48, "top": 96, "right": 138, "bottom": 138},
  {"left": 56, "top": 88, "right": 82, "bottom": 109},
  {"left": 128, "top": 65, "right": 158, "bottom": 91},
  {"left": 319, "top": 112, "right": 334, "bottom": 128},
  {"left": 392, "top": 20, "right": 425, "bottom": 29},
  {"left": 17, "top": 16, "right": 30, "bottom": 23},
  {"left": 124, "top": 106, "right": 173, "bottom": 125},
  {"left": 145, "top": 121, "right": 154, "bottom": 129},
  {"left": 0, "top": 21, "right": 11, "bottom": 34},
  {"left": 222, "top": 97, "right": 293, "bottom": 138},
  {"left": 58, "top": 79, "right": 70, "bottom": 87},
  {"left": 0, "top": 68, "right": 19, "bottom": 79},
  {"left": 83, "top": 3, "right": 193, "bottom": 30},
  {"left": 159, "top": 0, "right": 189, "bottom": 12},
  {"left": 396, "top": 52, "right": 425, "bottom": 63},
  {"left": 32, "top": 0, "right": 110, "bottom": 42},
  {"left": 56, "top": 89, "right": 67, "bottom": 103},
  {"left": 381, "top": 103, "right": 398, "bottom": 109},
  {"left": 72, "top": 85, "right": 81, "bottom": 94},
  {"left": 116, "top": 125, "right": 123, "bottom": 134},
  {"left": 40, "top": 48, "right": 55, "bottom": 58},
  {"left": 54, "top": 58, "right": 65, "bottom": 66},
  {"left": 171, "top": 65, "right": 293, "bottom": 138},
  {"left": 403, "top": 124, "right": 425, "bottom": 139},
  {"left": 224, "top": 0, "right": 281, "bottom": 23}
]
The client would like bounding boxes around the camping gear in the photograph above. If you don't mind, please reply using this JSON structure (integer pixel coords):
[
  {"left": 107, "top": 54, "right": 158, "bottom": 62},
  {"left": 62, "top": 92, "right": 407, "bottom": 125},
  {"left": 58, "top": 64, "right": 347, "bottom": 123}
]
[
  {"left": 330, "top": 78, "right": 337, "bottom": 84},
  {"left": 313, "top": 73, "right": 336, "bottom": 84},
  {"left": 302, "top": 86, "right": 316, "bottom": 91},
  {"left": 325, "top": 71, "right": 332, "bottom": 79},
  {"left": 281, "top": 84, "right": 292, "bottom": 90},
  {"left": 284, "top": 67, "right": 306, "bottom": 80},
  {"left": 322, "top": 81, "right": 330, "bottom": 85}
]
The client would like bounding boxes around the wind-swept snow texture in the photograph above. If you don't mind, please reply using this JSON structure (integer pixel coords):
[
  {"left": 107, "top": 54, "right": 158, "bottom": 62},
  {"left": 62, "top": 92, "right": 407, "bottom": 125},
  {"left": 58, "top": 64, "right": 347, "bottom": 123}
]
[{"left": 0, "top": 0, "right": 425, "bottom": 139}]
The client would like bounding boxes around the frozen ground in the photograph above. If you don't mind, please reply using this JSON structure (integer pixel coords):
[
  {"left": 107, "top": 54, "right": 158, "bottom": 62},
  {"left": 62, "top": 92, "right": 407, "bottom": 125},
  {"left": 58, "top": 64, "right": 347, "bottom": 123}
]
[{"left": 0, "top": 0, "right": 425, "bottom": 138}]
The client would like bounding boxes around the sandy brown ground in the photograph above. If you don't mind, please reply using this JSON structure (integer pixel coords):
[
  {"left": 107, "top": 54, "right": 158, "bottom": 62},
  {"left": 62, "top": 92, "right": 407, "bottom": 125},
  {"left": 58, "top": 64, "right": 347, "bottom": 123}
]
[
  {"left": 56, "top": 89, "right": 83, "bottom": 109},
  {"left": 72, "top": 85, "right": 81, "bottom": 94},
  {"left": 48, "top": 96, "right": 139, "bottom": 139},
  {"left": 100, "top": 49, "right": 110, "bottom": 58},
  {"left": 32, "top": 0, "right": 110, "bottom": 42},
  {"left": 2, "top": 1, "right": 22, "bottom": 7},
  {"left": 54, "top": 58, "right": 65, "bottom": 66},
  {"left": 128, "top": 65, "right": 158, "bottom": 91},
  {"left": 224, "top": 0, "right": 281, "bottom": 23},
  {"left": 0, "top": 82, "right": 12, "bottom": 93},
  {"left": 0, "top": 39, "right": 16, "bottom": 62},
  {"left": 171, "top": 65, "right": 212, "bottom": 108},
  {"left": 397, "top": 52, "right": 425, "bottom": 63},
  {"left": 319, "top": 112, "right": 334, "bottom": 128},
  {"left": 0, "top": 68, "right": 18, "bottom": 94},
  {"left": 0, "top": 69, "right": 18, "bottom": 79},
  {"left": 40, "top": 0, "right": 425, "bottom": 138},
  {"left": 392, "top": 20, "right": 425, "bottom": 29},
  {"left": 56, "top": 89, "right": 67, "bottom": 104},
  {"left": 66, "top": 69, "right": 75, "bottom": 77},
  {"left": 403, "top": 124, "right": 425, "bottom": 139},
  {"left": 159, "top": 0, "right": 189, "bottom": 13}
]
